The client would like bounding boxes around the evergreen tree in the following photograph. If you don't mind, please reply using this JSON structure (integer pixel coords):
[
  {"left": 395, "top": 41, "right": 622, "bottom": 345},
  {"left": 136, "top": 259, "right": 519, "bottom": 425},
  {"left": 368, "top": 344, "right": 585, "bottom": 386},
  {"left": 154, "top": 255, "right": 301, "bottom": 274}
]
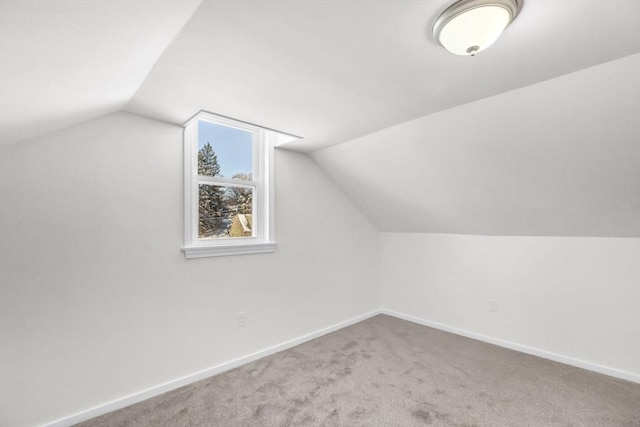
[
  {"left": 197, "top": 142, "right": 229, "bottom": 237},
  {"left": 198, "top": 142, "right": 221, "bottom": 176},
  {"left": 228, "top": 173, "right": 253, "bottom": 215}
]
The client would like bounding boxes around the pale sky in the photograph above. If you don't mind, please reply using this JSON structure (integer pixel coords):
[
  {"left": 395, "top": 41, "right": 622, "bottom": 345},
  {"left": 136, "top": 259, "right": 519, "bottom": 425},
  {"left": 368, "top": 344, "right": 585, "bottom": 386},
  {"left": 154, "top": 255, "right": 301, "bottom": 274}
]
[{"left": 198, "top": 121, "right": 253, "bottom": 178}]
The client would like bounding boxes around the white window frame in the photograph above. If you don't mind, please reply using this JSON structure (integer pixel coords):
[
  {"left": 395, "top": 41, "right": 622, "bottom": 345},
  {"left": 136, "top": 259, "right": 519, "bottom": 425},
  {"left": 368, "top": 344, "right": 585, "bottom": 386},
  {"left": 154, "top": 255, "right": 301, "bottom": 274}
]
[{"left": 182, "top": 111, "right": 279, "bottom": 259}]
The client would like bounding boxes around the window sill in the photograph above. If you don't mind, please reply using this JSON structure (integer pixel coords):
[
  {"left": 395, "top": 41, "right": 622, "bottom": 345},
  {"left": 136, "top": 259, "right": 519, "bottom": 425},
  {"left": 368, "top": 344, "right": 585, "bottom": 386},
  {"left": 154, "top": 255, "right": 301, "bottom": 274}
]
[{"left": 182, "top": 242, "right": 277, "bottom": 259}]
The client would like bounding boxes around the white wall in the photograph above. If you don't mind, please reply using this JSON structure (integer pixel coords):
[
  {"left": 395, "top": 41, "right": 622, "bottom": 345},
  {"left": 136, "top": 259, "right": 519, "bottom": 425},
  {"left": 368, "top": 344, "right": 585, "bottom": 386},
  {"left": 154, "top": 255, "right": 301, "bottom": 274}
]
[
  {"left": 0, "top": 112, "right": 380, "bottom": 427},
  {"left": 1, "top": 110, "right": 638, "bottom": 427},
  {"left": 380, "top": 233, "right": 640, "bottom": 378}
]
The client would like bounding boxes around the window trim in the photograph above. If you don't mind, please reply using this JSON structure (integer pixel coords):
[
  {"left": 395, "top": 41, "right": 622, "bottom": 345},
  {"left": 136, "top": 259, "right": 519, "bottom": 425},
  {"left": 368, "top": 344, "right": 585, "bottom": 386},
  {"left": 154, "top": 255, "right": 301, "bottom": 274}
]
[{"left": 182, "top": 111, "right": 277, "bottom": 259}]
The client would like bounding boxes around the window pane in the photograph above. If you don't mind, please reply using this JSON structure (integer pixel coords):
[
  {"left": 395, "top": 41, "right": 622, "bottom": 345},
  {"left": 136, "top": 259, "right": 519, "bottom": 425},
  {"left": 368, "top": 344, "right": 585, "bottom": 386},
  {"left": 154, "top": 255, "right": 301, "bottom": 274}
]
[
  {"left": 198, "top": 121, "right": 253, "bottom": 179},
  {"left": 198, "top": 183, "right": 254, "bottom": 239}
]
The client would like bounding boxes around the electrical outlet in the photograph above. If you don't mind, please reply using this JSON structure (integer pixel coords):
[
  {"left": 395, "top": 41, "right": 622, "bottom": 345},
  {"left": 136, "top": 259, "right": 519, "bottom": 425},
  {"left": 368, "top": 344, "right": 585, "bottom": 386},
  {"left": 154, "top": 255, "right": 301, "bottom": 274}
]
[
  {"left": 488, "top": 298, "right": 497, "bottom": 312},
  {"left": 238, "top": 311, "right": 247, "bottom": 328}
]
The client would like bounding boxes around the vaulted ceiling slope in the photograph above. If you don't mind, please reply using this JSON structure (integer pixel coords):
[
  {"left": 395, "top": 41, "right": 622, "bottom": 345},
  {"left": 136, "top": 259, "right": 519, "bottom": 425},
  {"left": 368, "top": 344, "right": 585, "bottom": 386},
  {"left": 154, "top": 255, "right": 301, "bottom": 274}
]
[
  {"left": 124, "top": 0, "right": 640, "bottom": 152},
  {"left": 313, "top": 54, "right": 640, "bottom": 237},
  {"left": 1, "top": 1, "right": 639, "bottom": 149},
  {"left": 0, "top": 0, "right": 202, "bottom": 145}
]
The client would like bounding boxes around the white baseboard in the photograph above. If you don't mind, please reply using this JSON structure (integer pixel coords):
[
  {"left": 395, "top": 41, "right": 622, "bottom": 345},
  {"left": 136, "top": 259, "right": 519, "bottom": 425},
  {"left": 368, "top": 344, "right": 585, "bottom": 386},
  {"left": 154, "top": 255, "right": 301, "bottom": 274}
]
[
  {"left": 380, "top": 308, "right": 640, "bottom": 384},
  {"left": 46, "top": 307, "right": 638, "bottom": 426},
  {"left": 46, "top": 309, "right": 382, "bottom": 427}
]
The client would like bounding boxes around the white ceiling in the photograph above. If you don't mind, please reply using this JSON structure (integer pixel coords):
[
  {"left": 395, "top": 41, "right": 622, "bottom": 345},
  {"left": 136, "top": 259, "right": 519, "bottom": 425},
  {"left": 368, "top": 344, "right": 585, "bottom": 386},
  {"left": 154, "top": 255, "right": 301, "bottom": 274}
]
[
  {"left": 2, "top": 0, "right": 639, "bottom": 149},
  {"left": 1, "top": 0, "right": 638, "bottom": 237},
  {"left": 313, "top": 55, "right": 640, "bottom": 237},
  {"left": 0, "top": 0, "right": 202, "bottom": 145},
  {"left": 124, "top": 0, "right": 640, "bottom": 152}
]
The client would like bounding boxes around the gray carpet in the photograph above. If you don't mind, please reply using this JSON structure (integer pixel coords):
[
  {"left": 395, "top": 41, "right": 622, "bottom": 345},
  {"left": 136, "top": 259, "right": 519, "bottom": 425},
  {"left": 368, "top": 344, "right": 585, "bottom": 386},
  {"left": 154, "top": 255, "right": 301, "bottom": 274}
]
[{"left": 77, "top": 314, "right": 640, "bottom": 426}]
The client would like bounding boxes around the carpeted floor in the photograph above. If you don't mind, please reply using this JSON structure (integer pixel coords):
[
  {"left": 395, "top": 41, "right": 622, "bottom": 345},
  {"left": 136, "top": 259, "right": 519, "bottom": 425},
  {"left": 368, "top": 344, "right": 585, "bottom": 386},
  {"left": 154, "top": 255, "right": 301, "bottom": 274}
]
[{"left": 77, "top": 314, "right": 640, "bottom": 426}]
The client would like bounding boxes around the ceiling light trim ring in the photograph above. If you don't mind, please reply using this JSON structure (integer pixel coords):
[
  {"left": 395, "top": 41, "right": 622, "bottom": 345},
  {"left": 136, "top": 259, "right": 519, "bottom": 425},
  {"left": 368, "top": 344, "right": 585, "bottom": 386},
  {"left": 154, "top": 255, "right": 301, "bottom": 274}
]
[{"left": 433, "top": 0, "right": 522, "bottom": 50}]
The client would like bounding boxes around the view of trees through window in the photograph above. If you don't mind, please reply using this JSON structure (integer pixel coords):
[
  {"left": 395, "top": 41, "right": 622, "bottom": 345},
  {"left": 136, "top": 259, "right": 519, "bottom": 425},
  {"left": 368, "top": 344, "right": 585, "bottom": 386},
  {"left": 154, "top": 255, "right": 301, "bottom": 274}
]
[{"left": 198, "top": 142, "right": 253, "bottom": 239}]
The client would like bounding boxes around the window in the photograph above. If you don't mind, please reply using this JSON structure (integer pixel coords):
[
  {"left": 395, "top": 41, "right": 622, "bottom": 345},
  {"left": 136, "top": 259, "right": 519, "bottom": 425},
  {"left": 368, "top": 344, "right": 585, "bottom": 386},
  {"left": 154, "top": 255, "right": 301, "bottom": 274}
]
[{"left": 182, "top": 111, "right": 297, "bottom": 258}]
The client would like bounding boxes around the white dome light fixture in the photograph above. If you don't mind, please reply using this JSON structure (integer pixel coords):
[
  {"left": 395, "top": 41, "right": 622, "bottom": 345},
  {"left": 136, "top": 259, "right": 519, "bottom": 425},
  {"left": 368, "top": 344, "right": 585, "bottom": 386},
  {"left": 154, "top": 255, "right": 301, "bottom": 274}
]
[{"left": 433, "top": 0, "right": 522, "bottom": 56}]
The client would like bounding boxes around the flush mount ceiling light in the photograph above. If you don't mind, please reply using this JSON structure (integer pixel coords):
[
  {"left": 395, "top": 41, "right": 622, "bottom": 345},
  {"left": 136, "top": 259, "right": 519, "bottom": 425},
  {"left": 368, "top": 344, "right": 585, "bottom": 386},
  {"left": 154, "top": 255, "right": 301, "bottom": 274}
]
[{"left": 433, "top": 0, "right": 522, "bottom": 56}]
